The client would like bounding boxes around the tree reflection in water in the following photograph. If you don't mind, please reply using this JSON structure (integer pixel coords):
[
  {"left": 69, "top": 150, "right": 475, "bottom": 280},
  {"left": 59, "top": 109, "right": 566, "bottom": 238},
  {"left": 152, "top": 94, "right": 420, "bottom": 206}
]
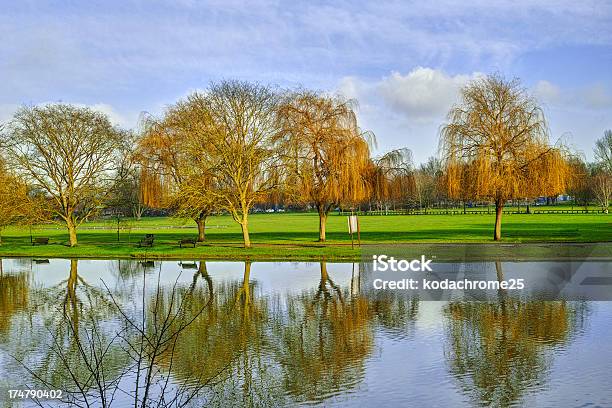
[
  {"left": 0, "top": 259, "right": 29, "bottom": 335},
  {"left": 444, "top": 261, "right": 588, "bottom": 408},
  {"left": 162, "top": 260, "right": 284, "bottom": 407},
  {"left": 18, "top": 259, "right": 125, "bottom": 405},
  {"left": 1, "top": 259, "right": 421, "bottom": 407},
  {"left": 268, "top": 261, "right": 419, "bottom": 404},
  {"left": 162, "top": 261, "right": 420, "bottom": 406},
  {"left": 268, "top": 261, "right": 373, "bottom": 403}
]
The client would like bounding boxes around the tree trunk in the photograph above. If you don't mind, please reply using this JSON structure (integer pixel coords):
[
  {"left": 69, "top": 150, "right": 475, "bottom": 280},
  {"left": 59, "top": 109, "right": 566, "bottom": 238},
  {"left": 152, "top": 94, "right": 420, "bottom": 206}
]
[
  {"left": 493, "top": 199, "right": 503, "bottom": 241},
  {"left": 241, "top": 219, "right": 251, "bottom": 248},
  {"left": 67, "top": 218, "right": 78, "bottom": 247},
  {"left": 67, "top": 259, "right": 79, "bottom": 333},
  {"left": 318, "top": 209, "right": 328, "bottom": 242},
  {"left": 196, "top": 215, "right": 207, "bottom": 242},
  {"left": 240, "top": 261, "right": 252, "bottom": 307}
]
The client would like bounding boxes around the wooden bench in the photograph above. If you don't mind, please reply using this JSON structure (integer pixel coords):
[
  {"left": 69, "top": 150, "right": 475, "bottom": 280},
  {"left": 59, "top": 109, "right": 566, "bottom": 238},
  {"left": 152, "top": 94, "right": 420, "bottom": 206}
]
[
  {"left": 179, "top": 238, "right": 197, "bottom": 248},
  {"left": 179, "top": 261, "right": 198, "bottom": 269},
  {"left": 32, "top": 237, "right": 49, "bottom": 246},
  {"left": 138, "top": 236, "right": 154, "bottom": 247}
]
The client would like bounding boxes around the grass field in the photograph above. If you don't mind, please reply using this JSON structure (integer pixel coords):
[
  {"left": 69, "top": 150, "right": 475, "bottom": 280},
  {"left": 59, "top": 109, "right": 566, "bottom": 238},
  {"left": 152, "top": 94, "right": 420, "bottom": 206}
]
[{"left": 0, "top": 212, "right": 610, "bottom": 261}]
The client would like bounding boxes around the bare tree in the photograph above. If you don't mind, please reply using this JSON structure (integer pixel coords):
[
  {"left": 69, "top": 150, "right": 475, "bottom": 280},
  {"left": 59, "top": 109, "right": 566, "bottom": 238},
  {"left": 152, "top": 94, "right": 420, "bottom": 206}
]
[
  {"left": 440, "top": 75, "right": 570, "bottom": 240},
  {"left": 111, "top": 136, "right": 148, "bottom": 220},
  {"left": 278, "top": 91, "right": 372, "bottom": 241},
  {"left": 415, "top": 156, "right": 445, "bottom": 211},
  {"left": 182, "top": 81, "right": 282, "bottom": 248},
  {"left": 594, "top": 130, "right": 612, "bottom": 173},
  {"left": 2, "top": 105, "right": 127, "bottom": 246},
  {"left": 17, "top": 263, "right": 221, "bottom": 407},
  {"left": 593, "top": 131, "right": 612, "bottom": 212}
]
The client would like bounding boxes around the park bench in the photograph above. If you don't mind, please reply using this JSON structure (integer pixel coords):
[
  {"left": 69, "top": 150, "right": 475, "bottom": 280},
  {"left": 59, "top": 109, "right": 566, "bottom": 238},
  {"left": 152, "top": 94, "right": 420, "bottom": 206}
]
[
  {"left": 32, "top": 237, "right": 49, "bottom": 246},
  {"left": 179, "top": 261, "right": 198, "bottom": 269},
  {"left": 178, "top": 238, "right": 197, "bottom": 248},
  {"left": 138, "top": 235, "right": 155, "bottom": 247}
]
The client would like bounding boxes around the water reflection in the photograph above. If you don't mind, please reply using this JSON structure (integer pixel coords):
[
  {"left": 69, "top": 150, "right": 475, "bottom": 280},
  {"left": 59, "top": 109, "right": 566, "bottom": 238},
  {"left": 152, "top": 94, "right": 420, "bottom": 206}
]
[
  {"left": 0, "top": 259, "right": 29, "bottom": 335},
  {"left": 270, "top": 262, "right": 374, "bottom": 403},
  {"left": 444, "top": 262, "right": 588, "bottom": 407},
  {"left": 0, "top": 258, "right": 608, "bottom": 407}
]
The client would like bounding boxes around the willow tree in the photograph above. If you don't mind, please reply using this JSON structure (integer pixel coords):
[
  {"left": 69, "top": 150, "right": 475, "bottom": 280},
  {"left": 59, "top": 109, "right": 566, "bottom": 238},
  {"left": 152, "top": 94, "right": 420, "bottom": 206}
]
[
  {"left": 0, "top": 158, "right": 31, "bottom": 244},
  {"left": 2, "top": 105, "right": 126, "bottom": 246},
  {"left": 368, "top": 148, "right": 416, "bottom": 211},
  {"left": 138, "top": 98, "right": 219, "bottom": 242},
  {"left": 440, "top": 75, "right": 569, "bottom": 240},
  {"left": 278, "top": 91, "right": 372, "bottom": 241}
]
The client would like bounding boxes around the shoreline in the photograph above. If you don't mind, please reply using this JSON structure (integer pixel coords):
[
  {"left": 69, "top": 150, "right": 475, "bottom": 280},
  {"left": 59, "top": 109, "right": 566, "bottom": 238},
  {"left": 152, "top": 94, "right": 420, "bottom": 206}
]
[{"left": 1, "top": 241, "right": 610, "bottom": 262}]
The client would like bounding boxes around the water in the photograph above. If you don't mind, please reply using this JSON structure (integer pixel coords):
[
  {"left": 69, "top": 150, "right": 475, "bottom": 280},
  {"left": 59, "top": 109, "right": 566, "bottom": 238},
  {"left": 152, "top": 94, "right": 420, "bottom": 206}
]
[{"left": 0, "top": 258, "right": 610, "bottom": 407}]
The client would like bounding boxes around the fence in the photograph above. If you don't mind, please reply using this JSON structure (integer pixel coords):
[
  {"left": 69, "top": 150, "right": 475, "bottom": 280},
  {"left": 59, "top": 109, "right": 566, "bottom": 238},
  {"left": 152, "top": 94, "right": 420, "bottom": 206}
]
[{"left": 337, "top": 208, "right": 607, "bottom": 216}]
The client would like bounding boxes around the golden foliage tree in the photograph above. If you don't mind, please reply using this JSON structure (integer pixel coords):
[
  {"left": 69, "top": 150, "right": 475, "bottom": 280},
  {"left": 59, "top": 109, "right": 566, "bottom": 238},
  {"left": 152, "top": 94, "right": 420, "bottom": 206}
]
[
  {"left": 367, "top": 148, "right": 416, "bottom": 211},
  {"left": 0, "top": 158, "right": 31, "bottom": 244},
  {"left": 138, "top": 98, "right": 219, "bottom": 242},
  {"left": 440, "top": 75, "right": 570, "bottom": 240},
  {"left": 2, "top": 105, "right": 127, "bottom": 246},
  {"left": 278, "top": 91, "right": 373, "bottom": 241}
]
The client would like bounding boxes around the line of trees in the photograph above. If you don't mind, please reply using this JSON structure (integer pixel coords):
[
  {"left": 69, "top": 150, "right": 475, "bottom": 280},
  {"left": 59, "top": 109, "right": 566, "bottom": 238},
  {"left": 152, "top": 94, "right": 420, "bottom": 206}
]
[{"left": 0, "top": 75, "right": 610, "bottom": 246}]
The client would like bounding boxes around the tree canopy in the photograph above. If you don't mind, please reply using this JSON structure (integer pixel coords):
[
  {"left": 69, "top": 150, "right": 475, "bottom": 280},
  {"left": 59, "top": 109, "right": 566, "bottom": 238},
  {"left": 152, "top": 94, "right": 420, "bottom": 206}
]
[{"left": 440, "top": 75, "right": 570, "bottom": 240}]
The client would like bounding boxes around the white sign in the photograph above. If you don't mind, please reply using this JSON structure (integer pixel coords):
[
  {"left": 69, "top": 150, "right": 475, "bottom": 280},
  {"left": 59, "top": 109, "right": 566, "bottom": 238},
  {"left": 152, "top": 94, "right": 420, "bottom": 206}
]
[{"left": 348, "top": 215, "right": 358, "bottom": 234}]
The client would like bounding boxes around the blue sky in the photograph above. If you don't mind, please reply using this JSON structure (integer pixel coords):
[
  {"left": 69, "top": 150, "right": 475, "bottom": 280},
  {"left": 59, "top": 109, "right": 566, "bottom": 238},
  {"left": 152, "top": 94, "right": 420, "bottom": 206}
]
[{"left": 1, "top": 0, "right": 611, "bottom": 162}]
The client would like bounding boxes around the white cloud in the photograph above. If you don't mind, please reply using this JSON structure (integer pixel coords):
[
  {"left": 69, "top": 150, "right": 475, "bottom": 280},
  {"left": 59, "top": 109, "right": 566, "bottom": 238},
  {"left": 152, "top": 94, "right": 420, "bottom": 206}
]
[
  {"left": 339, "top": 68, "right": 482, "bottom": 123},
  {"left": 534, "top": 80, "right": 612, "bottom": 110},
  {"left": 534, "top": 80, "right": 562, "bottom": 104},
  {"left": 337, "top": 68, "right": 485, "bottom": 160},
  {"left": 377, "top": 68, "right": 482, "bottom": 121},
  {"left": 339, "top": 69, "right": 612, "bottom": 162}
]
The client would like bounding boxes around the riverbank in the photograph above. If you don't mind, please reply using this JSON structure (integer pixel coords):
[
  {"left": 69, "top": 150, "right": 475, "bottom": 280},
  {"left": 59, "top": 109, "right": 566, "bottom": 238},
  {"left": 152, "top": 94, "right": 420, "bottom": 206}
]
[
  {"left": 0, "top": 213, "right": 610, "bottom": 261},
  {"left": 0, "top": 242, "right": 610, "bottom": 262}
]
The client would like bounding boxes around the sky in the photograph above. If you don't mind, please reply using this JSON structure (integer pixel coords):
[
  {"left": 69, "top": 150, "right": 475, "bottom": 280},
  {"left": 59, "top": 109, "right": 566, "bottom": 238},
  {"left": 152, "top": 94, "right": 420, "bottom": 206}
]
[{"left": 1, "top": 0, "right": 611, "bottom": 163}]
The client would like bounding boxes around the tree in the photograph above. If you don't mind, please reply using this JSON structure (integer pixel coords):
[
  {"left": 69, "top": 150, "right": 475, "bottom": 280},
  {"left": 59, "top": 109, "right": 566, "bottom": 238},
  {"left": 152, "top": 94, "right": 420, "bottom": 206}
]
[
  {"left": 593, "top": 131, "right": 612, "bottom": 212},
  {"left": 0, "top": 158, "right": 31, "bottom": 244},
  {"left": 566, "top": 157, "right": 592, "bottom": 209},
  {"left": 111, "top": 137, "right": 148, "bottom": 220},
  {"left": 2, "top": 105, "right": 126, "bottom": 246},
  {"left": 594, "top": 130, "right": 612, "bottom": 173},
  {"left": 182, "top": 81, "right": 282, "bottom": 248},
  {"left": 278, "top": 91, "right": 372, "bottom": 241},
  {"left": 440, "top": 75, "right": 569, "bottom": 240},
  {"left": 148, "top": 94, "right": 221, "bottom": 242},
  {"left": 367, "top": 148, "right": 415, "bottom": 212},
  {"left": 137, "top": 114, "right": 214, "bottom": 241}
]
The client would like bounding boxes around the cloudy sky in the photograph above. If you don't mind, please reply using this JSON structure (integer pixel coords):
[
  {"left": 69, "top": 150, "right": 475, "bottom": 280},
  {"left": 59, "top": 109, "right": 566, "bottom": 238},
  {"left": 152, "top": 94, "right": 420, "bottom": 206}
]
[{"left": 1, "top": 0, "right": 611, "bottom": 162}]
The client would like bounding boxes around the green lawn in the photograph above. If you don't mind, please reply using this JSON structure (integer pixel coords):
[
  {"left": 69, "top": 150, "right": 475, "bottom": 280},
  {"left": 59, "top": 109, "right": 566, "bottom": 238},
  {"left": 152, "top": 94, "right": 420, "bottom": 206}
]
[{"left": 0, "top": 212, "right": 610, "bottom": 261}]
